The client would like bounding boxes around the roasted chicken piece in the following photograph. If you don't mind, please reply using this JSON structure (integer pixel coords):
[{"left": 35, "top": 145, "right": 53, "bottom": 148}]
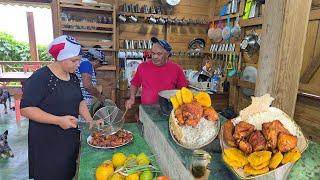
[
  {"left": 175, "top": 101, "right": 203, "bottom": 127},
  {"left": 238, "top": 140, "right": 252, "bottom": 154},
  {"left": 175, "top": 108, "right": 185, "bottom": 125},
  {"left": 223, "top": 120, "right": 236, "bottom": 147},
  {"left": 203, "top": 107, "right": 218, "bottom": 122},
  {"left": 262, "top": 120, "right": 289, "bottom": 150},
  {"left": 248, "top": 130, "right": 267, "bottom": 152},
  {"left": 233, "top": 121, "right": 255, "bottom": 141},
  {"left": 277, "top": 132, "right": 298, "bottom": 153}
]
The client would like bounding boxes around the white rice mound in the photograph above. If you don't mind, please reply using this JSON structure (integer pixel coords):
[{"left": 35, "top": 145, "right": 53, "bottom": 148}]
[{"left": 170, "top": 110, "right": 218, "bottom": 148}]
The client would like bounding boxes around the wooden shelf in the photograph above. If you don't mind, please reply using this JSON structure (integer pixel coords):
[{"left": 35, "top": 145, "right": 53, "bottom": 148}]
[
  {"left": 61, "top": 28, "right": 113, "bottom": 34},
  {"left": 61, "top": 21, "right": 113, "bottom": 29},
  {"left": 118, "top": 48, "right": 150, "bottom": 51},
  {"left": 82, "top": 47, "right": 116, "bottom": 51},
  {"left": 118, "top": 12, "right": 210, "bottom": 23},
  {"left": 96, "top": 65, "right": 116, "bottom": 71},
  {"left": 59, "top": 2, "right": 113, "bottom": 12},
  {"left": 212, "top": 14, "right": 239, "bottom": 22},
  {"left": 239, "top": 17, "right": 263, "bottom": 27}
]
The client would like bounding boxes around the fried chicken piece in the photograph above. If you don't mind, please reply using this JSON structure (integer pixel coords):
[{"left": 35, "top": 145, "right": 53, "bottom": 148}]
[
  {"left": 233, "top": 121, "right": 255, "bottom": 141},
  {"left": 174, "top": 108, "right": 185, "bottom": 125},
  {"left": 262, "top": 120, "right": 289, "bottom": 150},
  {"left": 203, "top": 107, "right": 218, "bottom": 122},
  {"left": 248, "top": 130, "right": 267, "bottom": 152},
  {"left": 277, "top": 132, "right": 298, "bottom": 153},
  {"left": 238, "top": 140, "right": 253, "bottom": 154},
  {"left": 223, "top": 120, "right": 236, "bottom": 147},
  {"left": 180, "top": 101, "right": 203, "bottom": 127}
]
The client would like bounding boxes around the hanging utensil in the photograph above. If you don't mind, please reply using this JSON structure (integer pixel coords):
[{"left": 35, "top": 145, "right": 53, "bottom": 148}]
[
  {"left": 231, "top": 14, "right": 241, "bottom": 38},
  {"left": 222, "top": 15, "right": 232, "bottom": 41}
]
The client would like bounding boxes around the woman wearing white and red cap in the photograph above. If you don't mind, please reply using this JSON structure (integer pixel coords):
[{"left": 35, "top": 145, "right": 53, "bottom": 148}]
[{"left": 20, "top": 35, "right": 94, "bottom": 180}]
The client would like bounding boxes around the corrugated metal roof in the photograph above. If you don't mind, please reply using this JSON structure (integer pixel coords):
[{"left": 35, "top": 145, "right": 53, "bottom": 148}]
[{"left": 0, "top": 0, "right": 51, "bottom": 8}]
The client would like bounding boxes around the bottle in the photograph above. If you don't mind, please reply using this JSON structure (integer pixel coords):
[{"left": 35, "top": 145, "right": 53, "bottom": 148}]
[
  {"left": 210, "top": 72, "right": 220, "bottom": 93},
  {"left": 190, "top": 150, "right": 212, "bottom": 178}
]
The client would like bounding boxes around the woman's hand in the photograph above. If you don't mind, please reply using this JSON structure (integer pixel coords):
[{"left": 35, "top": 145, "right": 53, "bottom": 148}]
[{"left": 58, "top": 115, "right": 78, "bottom": 129}]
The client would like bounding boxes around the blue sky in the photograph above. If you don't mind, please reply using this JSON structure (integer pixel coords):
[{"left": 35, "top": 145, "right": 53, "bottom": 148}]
[{"left": 0, "top": 4, "right": 53, "bottom": 45}]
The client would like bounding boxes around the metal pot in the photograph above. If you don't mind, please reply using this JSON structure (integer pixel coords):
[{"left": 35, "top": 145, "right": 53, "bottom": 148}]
[
  {"left": 240, "top": 31, "right": 260, "bottom": 54},
  {"left": 158, "top": 89, "right": 179, "bottom": 116},
  {"left": 160, "top": 0, "right": 181, "bottom": 6}
]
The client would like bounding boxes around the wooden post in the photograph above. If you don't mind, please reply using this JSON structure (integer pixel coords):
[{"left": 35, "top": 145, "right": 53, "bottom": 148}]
[
  {"left": 26, "top": 12, "right": 39, "bottom": 61},
  {"left": 51, "top": 0, "right": 61, "bottom": 38},
  {"left": 255, "top": 0, "right": 312, "bottom": 117}
]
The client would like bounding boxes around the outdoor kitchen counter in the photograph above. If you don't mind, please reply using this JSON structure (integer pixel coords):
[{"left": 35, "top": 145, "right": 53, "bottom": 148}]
[
  {"left": 76, "top": 123, "right": 161, "bottom": 179},
  {"left": 139, "top": 104, "right": 320, "bottom": 180}
]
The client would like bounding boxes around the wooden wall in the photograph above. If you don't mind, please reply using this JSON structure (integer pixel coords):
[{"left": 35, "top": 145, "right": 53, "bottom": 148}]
[{"left": 294, "top": 3, "right": 320, "bottom": 143}]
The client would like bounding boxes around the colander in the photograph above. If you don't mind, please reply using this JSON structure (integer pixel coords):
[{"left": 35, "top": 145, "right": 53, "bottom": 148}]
[{"left": 91, "top": 105, "right": 125, "bottom": 136}]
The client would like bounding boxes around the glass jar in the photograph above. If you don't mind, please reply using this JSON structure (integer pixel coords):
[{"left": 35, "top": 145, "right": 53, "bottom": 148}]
[{"left": 190, "top": 150, "right": 212, "bottom": 178}]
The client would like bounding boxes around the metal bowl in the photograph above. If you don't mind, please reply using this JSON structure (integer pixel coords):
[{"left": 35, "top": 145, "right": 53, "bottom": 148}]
[{"left": 158, "top": 90, "right": 179, "bottom": 116}]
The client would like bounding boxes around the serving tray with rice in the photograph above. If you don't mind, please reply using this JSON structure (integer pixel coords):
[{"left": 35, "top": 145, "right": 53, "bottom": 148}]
[
  {"left": 219, "top": 94, "right": 308, "bottom": 179},
  {"left": 168, "top": 87, "right": 220, "bottom": 149}
]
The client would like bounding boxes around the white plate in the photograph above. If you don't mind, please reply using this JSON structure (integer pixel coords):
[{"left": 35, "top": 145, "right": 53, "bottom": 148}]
[{"left": 87, "top": 129, "right": 133, "bottom": 149}]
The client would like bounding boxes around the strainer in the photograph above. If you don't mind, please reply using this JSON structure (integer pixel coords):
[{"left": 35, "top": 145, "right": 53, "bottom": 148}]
[
  {"left": 222, "top": 15, "right": 231, "bottom": 41},
  {"left": 231, "top": 14, "right": 241, "bottom": 38},
  {"left": 211, "top": 20, "right": 223, "bottom": 43},
  {"left": 91, "top": 105, "right": 125, "bottom": 136}
]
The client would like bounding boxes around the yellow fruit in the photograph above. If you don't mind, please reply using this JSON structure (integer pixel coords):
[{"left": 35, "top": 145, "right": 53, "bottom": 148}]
[
  {"left": 96, "top": 163, "right": 114, "bottom": 180},
  {"left": 282, "top": 147, "right": 301, "bottom": 164},
  {"left": 224, "top": 148, "right": 248, "bottom": 166},
  {"left": 125, "top": 173, "right": 139, "bottom": 180},
  {"left": 223, "top": 153, "right": 244, "bottom": 168},
  {"left": 109, "top": 173, "right": 125, "bottom": 180},
  {"left": 251, "top": 160, "right": 269, "bottom": 170},
  {"left": 137, "top": 153, "right": 150, "bottom": 165},
  {"left": 244, "top": 164, "right": 269, "bottom": 176},
  {"left": 269, "top": 151, "right": 283, "bottom": 169},
  {"left": 170, "top": 96, "right": 179, "bottom": 110},
  {"left": 112, "top": 153, "right": 127, "bottom": 167},
  {"left": 140, "top": 170, "right": 153, "bottom": 180},
  {"left": 181, "top": 87, "right": 193, "bottom": 104},
  {"left": 194, "top": 92, "right": 211, "bottom": 107},
  {"left": 124, "top": 154, "right": 137, "bottom": 167},
  {"left": 248, "top": 151, "right": 272, "bottom": 167},
  {"left": 175, "top": 90, "right": 183, "bottom": 105}
]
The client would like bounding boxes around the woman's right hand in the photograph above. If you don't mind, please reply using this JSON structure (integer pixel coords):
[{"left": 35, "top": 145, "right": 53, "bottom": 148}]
[{"left": 58, "top": 115, "right": 78, "bottom": 129}]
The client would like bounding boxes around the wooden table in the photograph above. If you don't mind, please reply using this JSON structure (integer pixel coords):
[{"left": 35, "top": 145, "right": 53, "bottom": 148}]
[{"left": 0, "top": 72, "right": 32, "bottom": 82}]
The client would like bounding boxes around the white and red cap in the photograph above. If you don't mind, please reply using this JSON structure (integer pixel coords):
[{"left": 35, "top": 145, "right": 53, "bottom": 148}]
[{"left": 48, "top": 35, "right": 82, "bottom": 61}]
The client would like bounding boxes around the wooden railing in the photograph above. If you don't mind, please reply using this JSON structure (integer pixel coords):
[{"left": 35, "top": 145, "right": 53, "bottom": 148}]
[{"left": 0, "top": 60, "right": 52, "bottom": 72}]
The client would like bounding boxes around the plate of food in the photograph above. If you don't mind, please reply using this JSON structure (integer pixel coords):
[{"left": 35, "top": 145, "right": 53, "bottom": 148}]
[
  {"left": 168, "top": 87, "right": 220, "bottom": 149},
  {"left": 87, "top": 129, "right": 133, "bottom": 149},
  {"left": 220, "top": 94, "right": 308, "bottom": 179}
]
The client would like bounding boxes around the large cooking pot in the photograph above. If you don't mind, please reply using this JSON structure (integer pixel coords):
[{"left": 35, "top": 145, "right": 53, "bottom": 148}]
[{"left": 158, "top": 89, "right": 179, "bottom": 116}]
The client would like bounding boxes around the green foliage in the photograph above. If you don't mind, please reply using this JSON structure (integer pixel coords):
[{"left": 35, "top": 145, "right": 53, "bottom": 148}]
[{"left": 0, "top": 31, "right": 52, "bottom": 61}]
